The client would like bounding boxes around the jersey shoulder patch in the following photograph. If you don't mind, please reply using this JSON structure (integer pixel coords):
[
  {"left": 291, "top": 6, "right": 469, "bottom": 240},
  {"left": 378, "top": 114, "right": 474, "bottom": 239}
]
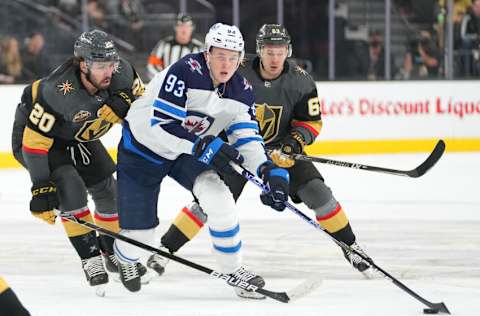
[
  {"left": 224, "top": 72, "right": 255, "bottom": 108},
  {"left": 39, "top": 60, "right": 80, "bottom": 115}
]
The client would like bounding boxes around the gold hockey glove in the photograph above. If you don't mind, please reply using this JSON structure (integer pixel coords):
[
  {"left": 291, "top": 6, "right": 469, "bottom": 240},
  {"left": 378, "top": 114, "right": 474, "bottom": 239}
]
[
  {"left": 98, "top": 90, "right": 133, "bottom": 124},
  {"left": 270, "top": 149, "right": 295, "bottom": 168},
  {"left": 270, "top": 132, "right": 305, "bottom": 168}
]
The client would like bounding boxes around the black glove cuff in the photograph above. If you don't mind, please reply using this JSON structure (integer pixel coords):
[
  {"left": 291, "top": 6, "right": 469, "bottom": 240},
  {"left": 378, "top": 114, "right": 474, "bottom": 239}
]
[
  {"left": 107, "top": 89, "right": 134, "bottom": 119},
  {"left": 282, "top": 132, "right": 305, "bottom": 154}
]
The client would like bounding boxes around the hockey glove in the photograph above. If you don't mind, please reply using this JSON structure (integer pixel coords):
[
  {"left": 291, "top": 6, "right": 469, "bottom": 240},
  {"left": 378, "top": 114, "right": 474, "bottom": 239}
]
[
  {"left": 30, "top": 181, "right": 59, "bottom": 225},
  {"left": 193, "top": 135, "right": 244, "bottom": 174},
  {"left": 98, "top": 90, "right": 133, "bottom": 124},
  {"left": 270, "top": 132, "right": 305, "bottom": 168},
  {"left": 258, "top": 161, "right": 289, "bottom": 211}
]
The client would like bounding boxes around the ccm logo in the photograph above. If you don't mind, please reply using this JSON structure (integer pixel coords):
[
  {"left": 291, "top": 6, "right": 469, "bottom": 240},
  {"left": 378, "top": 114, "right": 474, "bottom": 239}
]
[{"left": 201, "top": 148, "right": 214, "bottom": 163}]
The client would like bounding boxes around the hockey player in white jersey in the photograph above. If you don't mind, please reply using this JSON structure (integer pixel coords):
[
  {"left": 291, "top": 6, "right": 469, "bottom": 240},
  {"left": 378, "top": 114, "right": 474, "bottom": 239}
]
[{"left": 113, "top": 23, "right": 290, "bottom": 298}]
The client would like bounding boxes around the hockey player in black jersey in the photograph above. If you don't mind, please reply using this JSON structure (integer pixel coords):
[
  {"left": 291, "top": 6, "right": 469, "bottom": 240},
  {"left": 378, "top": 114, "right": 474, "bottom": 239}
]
[
  {"left": 154, "top": 24, "right": 375, "bottom": 288},
  {"left": 10, "top": 30, "right": 147, "bottom": 291},
  {"left": 0, "top": 277, "right": 30, "bottom": 316}
]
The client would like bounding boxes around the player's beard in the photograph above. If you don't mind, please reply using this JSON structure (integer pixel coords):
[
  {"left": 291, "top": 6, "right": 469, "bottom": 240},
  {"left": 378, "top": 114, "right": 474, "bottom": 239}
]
[{"left": 86, "top": 70, "right": 111, "bottom": 91}]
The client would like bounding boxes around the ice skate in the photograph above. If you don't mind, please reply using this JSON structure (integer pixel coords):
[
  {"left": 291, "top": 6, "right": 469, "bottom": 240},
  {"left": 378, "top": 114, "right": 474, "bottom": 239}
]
[
  {"left": 229, "top": 266, "right": 266, "bottom": 300},
  {"left": 102, "top": 253, "right": 152, "bottom": 284},
  {"left": 342, "top": 242, "right": 375, "bottom": 278},
  {"left": 82, "top": 255, "right": 109, "bottom": 297},
  {"left": 146, "top": 252, "right": 169, "bottom": 276},
  {"left": 118, "top": 260, "right": 141, "bottom": 292}
]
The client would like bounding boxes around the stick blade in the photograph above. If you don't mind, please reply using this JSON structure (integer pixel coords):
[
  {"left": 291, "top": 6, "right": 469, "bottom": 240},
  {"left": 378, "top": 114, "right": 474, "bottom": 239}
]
[
  {"left": 408, "top": 140, "right": 446, "bottom": 178},
  {"left": 257, "top": 277, "right": 322, "bottom": 303},
  {"left": 426, "top": 302, "right": 451, "bottom": 314},
  {"left": 286, "top": 277, "right": 322, "bottom": 302}
]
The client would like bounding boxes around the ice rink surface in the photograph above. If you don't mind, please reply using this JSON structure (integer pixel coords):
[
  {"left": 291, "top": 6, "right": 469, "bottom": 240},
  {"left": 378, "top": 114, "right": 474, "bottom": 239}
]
[{"left": 1, "top": 152, "right": 479, "bottom": 316}]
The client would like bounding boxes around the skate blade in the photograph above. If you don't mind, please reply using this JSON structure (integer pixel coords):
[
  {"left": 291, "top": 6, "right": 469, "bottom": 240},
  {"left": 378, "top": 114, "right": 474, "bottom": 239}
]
[
  {"left": 360, "top": 267, "right": 378, "bottom": 280},
  {"left": 235, "top": 288, "right": 266, "bottom": 300},
  {"left": 286, "top": 276, "right": 322, "bottom": 301},
  {"left": 111, "top": 271, "right": 154, "bottom": 285}
]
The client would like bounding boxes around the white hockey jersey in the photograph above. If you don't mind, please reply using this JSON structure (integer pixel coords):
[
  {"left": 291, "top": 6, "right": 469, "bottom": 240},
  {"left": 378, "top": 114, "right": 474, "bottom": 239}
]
[{"left": 123, "top": 52, "right": 268, "bottom": 174}]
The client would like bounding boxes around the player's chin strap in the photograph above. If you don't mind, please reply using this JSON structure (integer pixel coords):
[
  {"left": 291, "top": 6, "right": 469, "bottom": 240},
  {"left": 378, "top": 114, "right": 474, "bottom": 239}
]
[
  {"left": 54, "top": 209, "right": 319, "bottom": 303},
  {"left": 230, "top": 163, "right": 451, "bottom": 314}
]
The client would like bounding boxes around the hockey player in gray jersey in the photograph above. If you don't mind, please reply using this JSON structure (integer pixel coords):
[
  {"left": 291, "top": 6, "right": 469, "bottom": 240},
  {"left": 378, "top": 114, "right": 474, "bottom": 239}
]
[
  {"left": 10, "top": 29, "right": 148, "bottom": 292},
  {"left": 113, "top": 23, "right": 290, "bottom": 298},
  {"left": 156, "top": 24, "right": 374, "bottom": 279}
]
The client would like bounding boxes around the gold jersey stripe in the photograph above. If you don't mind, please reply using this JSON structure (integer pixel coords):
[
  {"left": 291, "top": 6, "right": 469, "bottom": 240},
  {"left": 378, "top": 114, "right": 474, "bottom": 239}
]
[
  {"left": 31, "top": 79, "right": 41, "bottom": 103},
  {"left": 22, "top": 127, "right": 54, "bottom": 152}
]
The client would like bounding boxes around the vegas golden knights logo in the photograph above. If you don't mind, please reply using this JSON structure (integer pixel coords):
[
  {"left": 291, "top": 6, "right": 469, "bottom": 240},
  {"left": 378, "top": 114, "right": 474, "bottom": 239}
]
[
  {"left": 255, "top": 103, "right": 283, "bottom": 143},
  {"left": 75, "top": 118, "right": 113, "bottom": 142}
]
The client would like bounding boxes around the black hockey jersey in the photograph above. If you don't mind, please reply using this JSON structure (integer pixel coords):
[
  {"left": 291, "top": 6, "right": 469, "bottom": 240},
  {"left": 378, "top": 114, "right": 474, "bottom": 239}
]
[
  {"left": 239, "top": 56, "right": 322, "bottom": 148},
  {"left": 12, "top": 57, "right": 144, "bottom": 183}
]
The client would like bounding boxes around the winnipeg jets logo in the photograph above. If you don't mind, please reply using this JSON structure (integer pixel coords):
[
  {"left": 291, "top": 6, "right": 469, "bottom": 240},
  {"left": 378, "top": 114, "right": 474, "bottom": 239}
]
[
  {"left": 187, "top": 58, "right": 203, "bottom": 75},
  {"left": 184, "top": 111, "right": 214, "bottom": 135},
  {"left": 243, "top": 78, "right": 252, "bottom": 91}
]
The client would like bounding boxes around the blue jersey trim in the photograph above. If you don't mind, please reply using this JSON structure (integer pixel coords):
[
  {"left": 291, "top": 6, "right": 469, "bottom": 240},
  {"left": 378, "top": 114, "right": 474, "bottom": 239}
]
[
  {"left": 153, "top": 98, "right": 186, "bottom": 120},
  {"left": 233, "top": 136, "right": 264, "bottom": 148},
  {"left": 226, "top": 122, "right": 259, "bottom": 136},
  {"left": 213, "top": 241, "right": 242, "bottom": 254},
  {"left": 209, "top": 224, "right": 240, "bottom": 238}
]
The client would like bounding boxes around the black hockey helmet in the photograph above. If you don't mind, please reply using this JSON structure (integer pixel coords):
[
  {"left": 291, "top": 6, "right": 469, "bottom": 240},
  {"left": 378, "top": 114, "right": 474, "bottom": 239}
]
[
  {"left": 74, "top": 29, "right": 119, "bottom": 65},
  {"left": 256, "top": 24, "right": 292, "bottom": 57}
]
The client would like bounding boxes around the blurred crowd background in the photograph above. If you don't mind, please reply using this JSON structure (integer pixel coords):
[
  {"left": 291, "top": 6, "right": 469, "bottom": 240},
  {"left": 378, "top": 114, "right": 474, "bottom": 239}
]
[{"left": 1, "top": 0, "right": 480, "bottom": 84}]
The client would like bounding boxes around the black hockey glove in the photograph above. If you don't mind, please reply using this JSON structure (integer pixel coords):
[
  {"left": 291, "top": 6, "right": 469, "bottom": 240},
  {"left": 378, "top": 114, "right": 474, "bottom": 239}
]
[
  {"left": 193, "top": 135, "right": 244, "bottom": 174},
  {"left": 30, "top": 181, "right": 59, "bottom": 225},
  {"left": 270, "top": 131, "right": 305, "bottom": 168},
  {"left": 258, "top": 161, "right": 290, "bottom": 211},
  {"left": 98, "top": 89, "right": 134, "bottom": 124}
]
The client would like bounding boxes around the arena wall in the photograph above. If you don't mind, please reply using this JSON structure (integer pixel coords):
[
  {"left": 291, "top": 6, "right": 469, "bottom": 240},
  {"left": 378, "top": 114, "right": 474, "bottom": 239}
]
[{"left": 1, "top": 81, "right": 479, "bottom": 168}]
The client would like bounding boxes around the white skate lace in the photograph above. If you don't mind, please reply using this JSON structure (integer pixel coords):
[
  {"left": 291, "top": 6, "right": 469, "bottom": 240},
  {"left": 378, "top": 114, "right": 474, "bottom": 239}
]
[
  {"left": 120, "top": 262, "right": 139, "bottom": 282},
  {"left": 83, "top": 256, "right": 106, "bottom": 278},
  {"left": 346, "top": 243, "right": 368, "bottom": 265},
  {"left": 231, "top": 267, "right": 257, "bottom": 282},
  {"left": 108, "top": 254, "right": 119, "bottom": 267}
]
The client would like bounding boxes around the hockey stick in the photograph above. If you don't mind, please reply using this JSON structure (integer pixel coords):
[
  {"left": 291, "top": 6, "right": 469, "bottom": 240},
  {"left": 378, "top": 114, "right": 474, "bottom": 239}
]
[
  {"left": 268, "top": 139, "right": 446, "bottom": 178},
  {"left": 232, "top": 163, "right": 451, "bottom": 314},
  {"left": 57, "top": 211, "right": 313, "bottom": 303}
]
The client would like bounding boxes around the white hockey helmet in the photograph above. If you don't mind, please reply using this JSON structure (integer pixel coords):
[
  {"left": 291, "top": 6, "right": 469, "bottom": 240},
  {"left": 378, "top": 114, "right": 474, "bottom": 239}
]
[{"left": 204, "top": 23, "right": 245, "bottom": 60}]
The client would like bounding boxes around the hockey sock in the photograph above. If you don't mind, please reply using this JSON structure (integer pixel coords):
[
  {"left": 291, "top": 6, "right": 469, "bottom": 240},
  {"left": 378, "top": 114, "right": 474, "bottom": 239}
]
[
  {"left": 93, "top": 212, "right": 120, "bottom": 254},
  {"left": 315, "top": 203, "right": 356, "bottom": 246},
  {"left": 161, "top": 203, "right": 207, "bottom": 253},
  {"left": 61, "top": 209, "right": 101, "bottom": 259}
]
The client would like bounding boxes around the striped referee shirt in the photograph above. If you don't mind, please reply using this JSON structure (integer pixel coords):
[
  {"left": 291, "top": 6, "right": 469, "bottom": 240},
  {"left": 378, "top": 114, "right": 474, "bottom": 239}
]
[{"left": 147, "top": 36, "right": 203, "bottom": 80}]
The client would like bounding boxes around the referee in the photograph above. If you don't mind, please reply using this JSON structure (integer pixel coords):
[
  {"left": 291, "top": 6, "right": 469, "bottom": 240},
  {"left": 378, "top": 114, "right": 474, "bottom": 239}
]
[{"left": 147, "top": 14, "right": 203, "bottom": 80}]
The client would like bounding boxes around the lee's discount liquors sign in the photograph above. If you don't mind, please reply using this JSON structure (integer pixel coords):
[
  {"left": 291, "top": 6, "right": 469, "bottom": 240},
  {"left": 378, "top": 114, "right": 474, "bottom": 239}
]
[{"left": 315, "top": 81, "right": 480, "bottom": 140}]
